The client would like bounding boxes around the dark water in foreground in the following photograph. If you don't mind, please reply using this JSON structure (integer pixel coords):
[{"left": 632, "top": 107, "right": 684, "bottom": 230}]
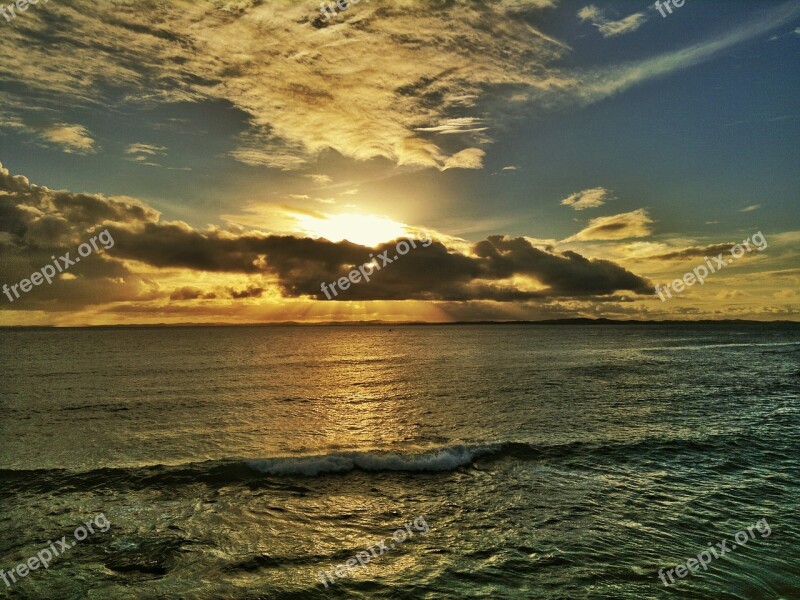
[{"left": 0, "top": 324, "right": 799, "bottom": 599}]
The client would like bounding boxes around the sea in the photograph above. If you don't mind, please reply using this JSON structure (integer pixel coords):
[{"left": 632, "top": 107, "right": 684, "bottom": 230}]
[{"left": 0, "top": 323, "right": 798, "bottom": 599}]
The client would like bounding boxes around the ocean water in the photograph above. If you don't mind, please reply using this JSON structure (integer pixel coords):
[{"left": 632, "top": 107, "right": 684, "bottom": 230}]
[{"left": 0, "top": 324, "right": 798, "bottom": 599}]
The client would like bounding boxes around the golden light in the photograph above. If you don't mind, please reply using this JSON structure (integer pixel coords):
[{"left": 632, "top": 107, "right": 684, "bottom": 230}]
[{"left": 295, "top": 212, "right": 409, "bottom": 247}]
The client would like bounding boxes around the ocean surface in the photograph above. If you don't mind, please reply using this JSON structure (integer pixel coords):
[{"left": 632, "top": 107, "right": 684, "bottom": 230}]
[{"left": 0, "top": 324, "right": 798, "bottom": 599}]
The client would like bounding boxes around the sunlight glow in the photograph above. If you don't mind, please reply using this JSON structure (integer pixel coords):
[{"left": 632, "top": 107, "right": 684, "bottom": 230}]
[{"left": 295, "top": 213, "right": 409, "bottom": 247}]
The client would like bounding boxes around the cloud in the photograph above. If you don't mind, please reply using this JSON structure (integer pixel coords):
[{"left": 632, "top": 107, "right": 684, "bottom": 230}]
[
  {"left": 578, "top": 5, "right": 648, "bottom": 38},
  {"left": 62, "top": 222, "right": 656, "bottom": 300},
  {"left": 1, "top": 118, "right": 98, "bottom": 154},
  {"left": 125, "top": 144, "right": 167, "bottom": 157},
  {"left": 739, "top": 204, "right": 761, "bottom": 212},
  {"left": 577, "top": 5, "right": 603, "bottom": 22},
  {"left": 306, "top": 174, "right": 332, "bottom": 185},
  {"left": 1, "top": 2, "right": 796, "bottom": 174},
  {"left": 716, "top": 290, "right": 746, "bottom": 301},
  {"left": 124, "top": 143, "right": 170, "bottom": 168},
  {"left": 443, "top": 148, "right": 486, "bottom": 171},
  {"left": 415, "top": 117, "right": 488, "bottom": 135},
  {"left": 646, "top": 243, "right": 735, "bottom": 260},
  {"left": 228, "top": 285, "right": 264, "bottom": 299},
  {"left": 0, "top": 114, "right": 98, "bottom": 154},
  {"left": 40, "top": 124, "right": 98, "bottom": 155},
  {"left": 575, "top": 3, "right": 800, "bottom": 103},
  {"left": 494, "top": 0, "right": 561, "bottom": 13},
  {"left": 227, "top": 130, "right": 308, "bottom": 171},
  {"left": 223, "top": 233, "right": 652, "bottom": 301},
  {"left": 564, "top": 209, "right": 653, "bottom": 242},
  {"left": 0, "top": 0, "right": 567, "bottom": 172},
  {"left": 0, "top": 163, "right": 155, "bottom": 309},
  {"left": 0, "top": 163, "right": 652, "bottom": 311},
  {"left": 170, "top": 287, "right": 216, "bottom": 301},
  {"left": 560, "top": 187, "right": 612, "bottom": 210}
]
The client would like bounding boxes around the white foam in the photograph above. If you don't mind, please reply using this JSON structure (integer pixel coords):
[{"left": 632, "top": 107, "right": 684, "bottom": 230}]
[{"left": 245, "top": 445, "right": 497, "bottom": 476}]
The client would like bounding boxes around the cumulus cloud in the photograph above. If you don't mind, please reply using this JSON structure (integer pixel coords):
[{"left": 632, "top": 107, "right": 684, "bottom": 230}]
[
  {"left": 560, "top": 187, "right": 612, "bottom": 210},
  {"left": 100, "top": 223, "right": 651, "bottom": 300},
  {"left": 564, "top": 209, "right": 653, "bottom": 242},
  {"left": 0, "top": 163, "right": 652, "bottom": 312},
  {"left": 0, "top": 164, "right": 152, "bottom": 309}
]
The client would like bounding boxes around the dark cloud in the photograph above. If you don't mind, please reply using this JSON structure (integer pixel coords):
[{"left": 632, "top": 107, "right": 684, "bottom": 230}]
[
  {"left": 648, "top": 243, "right": 734, "bottom": 260},
  {"left": 0, "top": 163, "right": 653, "bottom": 311},
  {"left": 169, "top": 287, "right": 217, "bottom": 301},
  {"left": 228, "top": 285, "right": 264, "bottom": 299},
  {"left": 0, "top": 163, "right": 154, "bottom": 310},
  {"left": 104, "top": 225, "right": 652, "bottom": 301}
]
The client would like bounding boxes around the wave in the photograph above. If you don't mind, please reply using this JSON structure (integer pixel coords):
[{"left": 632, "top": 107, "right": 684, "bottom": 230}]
[
  {"left": 0, "top": 444, "right": 504, "bottom": 496},
  {"left": 0, "top": 433, "right": 775, "bottom": 495},
  {"left": 244, "top": 444, "right": 499, "bottom": 476}
]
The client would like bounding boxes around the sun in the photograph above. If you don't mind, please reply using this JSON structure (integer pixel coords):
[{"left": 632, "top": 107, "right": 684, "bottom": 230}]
[{"left": 295, "top": 212, "right": 409, "bottom": 247}]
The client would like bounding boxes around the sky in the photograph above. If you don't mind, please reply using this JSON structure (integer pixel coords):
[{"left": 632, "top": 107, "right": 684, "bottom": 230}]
[{"left": 0, "top": 0, "right": 798, "bottom": 325}]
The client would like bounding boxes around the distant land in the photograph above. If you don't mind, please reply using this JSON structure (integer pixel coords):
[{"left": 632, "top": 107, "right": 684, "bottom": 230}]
[{"left": 2, "top": 318, "right": 799, "bottom": 329}]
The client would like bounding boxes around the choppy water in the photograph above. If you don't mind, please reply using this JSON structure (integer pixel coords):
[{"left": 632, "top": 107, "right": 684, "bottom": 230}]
[{"left": 0, "top": 324, "right": 799, "bottom": 599}]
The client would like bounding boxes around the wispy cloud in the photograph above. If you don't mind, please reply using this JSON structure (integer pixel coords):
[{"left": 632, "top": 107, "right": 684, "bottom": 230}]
[
  {"left": 578, "top": 5, "right": 648, "bottom": 38},
  {"left": 0, "top": 114, "right": 98, "bottom": 155},
  {"left": 443, "top": 148, "right": 486, "bottom": 171},
  {"left": 0, "top": 0, "right": 566, "bottom": 172},
  {"left": 0, "top": 1, "right": 796, "bottom": 174},
  {"left": 41, "top": 124, "right": 97, "bottom": 155},
  {"left": 575, "top": 2, "right": 800, "bottom": 103},
  {"left": 564, "top": 209, "right": 653, "bottom": 242},
  {"left": 415, "top": 117, "right": 488, "bottom": 135},
  {"left": 561, "top": 187, "right": 613, "bottom": 210},
  {"left": 306, "top": 174, "right": 332, "bottom": 185},
  {"left": 125, "top": 143, "right": 167, "bottom": 157}
]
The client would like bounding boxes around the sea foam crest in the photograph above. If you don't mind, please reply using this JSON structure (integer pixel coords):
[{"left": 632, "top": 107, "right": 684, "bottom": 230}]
[{"left": 245, "top": 444, "right": 498, "bottom": 476}]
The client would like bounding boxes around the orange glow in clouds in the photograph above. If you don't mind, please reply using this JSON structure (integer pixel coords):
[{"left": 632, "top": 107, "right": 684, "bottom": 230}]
[{"left": 295, "top": 213, "right": 409, "bottom": 247}]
